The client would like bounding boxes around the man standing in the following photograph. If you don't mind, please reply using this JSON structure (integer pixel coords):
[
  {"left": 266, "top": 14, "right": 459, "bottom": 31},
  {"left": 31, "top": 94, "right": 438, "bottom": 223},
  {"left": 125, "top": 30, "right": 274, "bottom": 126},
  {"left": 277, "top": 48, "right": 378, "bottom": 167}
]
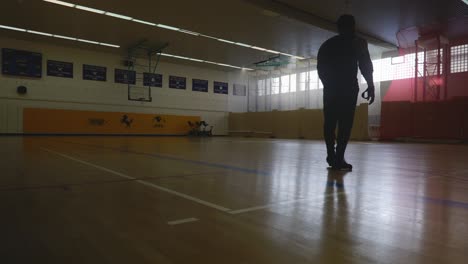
[{"left": 317, "top": 14, "right": 375, "bottom": 170}]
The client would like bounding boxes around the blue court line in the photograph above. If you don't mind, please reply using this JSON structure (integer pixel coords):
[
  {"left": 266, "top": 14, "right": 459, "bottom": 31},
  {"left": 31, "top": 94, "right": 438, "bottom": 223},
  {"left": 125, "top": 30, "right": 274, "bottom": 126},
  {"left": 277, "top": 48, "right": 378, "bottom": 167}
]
[
  {"left": 422, "top": 197, "right": 468, "bottom": 209},
  {"left": 54, "top": 140, "right": 270, "bottom": 176}
]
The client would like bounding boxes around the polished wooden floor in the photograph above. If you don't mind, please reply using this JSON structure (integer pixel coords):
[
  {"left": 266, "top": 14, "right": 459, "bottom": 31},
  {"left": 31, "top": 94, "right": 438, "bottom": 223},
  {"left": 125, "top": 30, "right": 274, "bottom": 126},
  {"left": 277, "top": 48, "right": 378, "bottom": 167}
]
[{"left": 1, "top": 136, "right": 467, "bottom": 264}]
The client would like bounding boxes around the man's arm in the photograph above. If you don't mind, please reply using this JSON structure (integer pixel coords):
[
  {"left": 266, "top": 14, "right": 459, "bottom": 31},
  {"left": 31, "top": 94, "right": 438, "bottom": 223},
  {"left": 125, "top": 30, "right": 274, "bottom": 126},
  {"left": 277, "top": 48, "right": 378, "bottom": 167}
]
[
  {"left": 317, "top": 42, "right": 330, "bottom": 87},
  {"left": 357, "top": 39, "right": 375, "bottom": 104}
]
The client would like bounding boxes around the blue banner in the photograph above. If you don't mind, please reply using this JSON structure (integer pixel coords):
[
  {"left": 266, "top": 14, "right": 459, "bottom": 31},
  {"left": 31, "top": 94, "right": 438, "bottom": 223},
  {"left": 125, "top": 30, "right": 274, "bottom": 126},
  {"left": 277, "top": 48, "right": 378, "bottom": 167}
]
[
  {"left": 115, "top": 69, "right": 136, "bottom": 84},
  {"left": 192, "top": 79, "right": 208, "bottom": 92},
  {"left": 83, "top": 64, "right": 106, "bottom": 81},
  {"left": 2, "top": 48, "right": 42, "bottom": 78},
  {"left": 47, "top": 60, "right": 73, "bottom": 78},
  {"left": 214, "top": 81, "right": 228, "bottom": 94},
  {"left": 143, "top": 73, "right": 162, "bottom": 87},
  {"left": 169, "top": 75, "right": 186, "bottom": 89}
]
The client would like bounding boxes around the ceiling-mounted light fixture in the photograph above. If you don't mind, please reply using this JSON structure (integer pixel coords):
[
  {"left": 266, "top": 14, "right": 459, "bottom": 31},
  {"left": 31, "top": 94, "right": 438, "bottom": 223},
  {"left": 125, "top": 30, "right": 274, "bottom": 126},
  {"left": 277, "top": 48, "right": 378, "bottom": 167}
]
[
  {"left": 43, "top": 0, "right": 75, "bottom": 7},
  {"left": 159, "top": 53, "right": 253, "bottom": 70},
  {"left": 75, "top": 5, "right": 105, "bottom": 14},
  {"left": 41, "top": 0, "right": 307, "bottom": 60},
  {"left": 0, "top": 24, "right": 120, "bottom": 48},
  {"left": 105, "top": 12, "right": 132, "bottom": 20}
]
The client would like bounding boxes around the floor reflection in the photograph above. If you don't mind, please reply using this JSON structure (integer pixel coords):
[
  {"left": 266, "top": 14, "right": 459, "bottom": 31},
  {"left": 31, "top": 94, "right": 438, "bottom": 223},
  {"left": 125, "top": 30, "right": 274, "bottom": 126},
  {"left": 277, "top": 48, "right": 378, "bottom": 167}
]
[{"left": 317, "top": 169, "right": 351, "bottom": 263}]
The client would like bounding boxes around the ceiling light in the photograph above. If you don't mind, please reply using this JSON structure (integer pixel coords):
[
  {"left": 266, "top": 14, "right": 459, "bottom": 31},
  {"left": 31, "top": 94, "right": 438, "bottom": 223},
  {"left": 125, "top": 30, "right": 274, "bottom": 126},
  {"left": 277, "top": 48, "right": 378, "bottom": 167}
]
[
  {"left": 172, "top": 55, "right": 189, "bottom": 60},
  {"left": 41, "top": 0, "right": 305, "bottom": 60},
  {"left": 76, "top": 5, "right": 105, "bottom": 14},
  {"left": 77, "top": 38, "right": 100, "bottom": 44},
  {"left": 179, "top": 29, "right": 200, "bottom": 36},
  {"left": 265, "top": 49, "right": 281, "bottom": 54},
  {"left": 160, "top": 53, "right": 173, "bottom": 57},
  {"left": 27, "top": 30, "right": 53, "bottom": 37},
  {"left": 1, "top": 23, "right": 119, "bottom": 48},
  {"left": 43, "top": 0, "right": 75, "bottom": 8},
  {"left": 217, "top": 38, "right": 235, "bottom": 44},
  {"left": 462, "top": 0, "right": 468, "bottom": 6},
  {"left": 157, "top": 24, "right": 180, "bottom": 31},
  {"left": 200, "top": 34, "right": 218, "bottom": 40},
  {"left": 252, "top": 46, "right": 266, "bottom": 51},
  {"left": 132, "top": 19, "right": 156, "bottom": 26},
  {"left": 160, "top": 53, "right": 249, "bottom": 70},
  {"left": 99, "top": 43, "right": 120, "bottom": 48},
  {"left": 0, "top": 25, "right": 26, "bottom": 32},
  {"left": 105, "top": 12, "right": 133, "bottom": 20},
  {"left": 235, "top": 42, "right": 252, "bottom": 48},
  {"left": 53, "top": 34, "right": 77, "bottom": 40},
  {"left": 190, "top": 58, "right": 204, "bottom": 62}
]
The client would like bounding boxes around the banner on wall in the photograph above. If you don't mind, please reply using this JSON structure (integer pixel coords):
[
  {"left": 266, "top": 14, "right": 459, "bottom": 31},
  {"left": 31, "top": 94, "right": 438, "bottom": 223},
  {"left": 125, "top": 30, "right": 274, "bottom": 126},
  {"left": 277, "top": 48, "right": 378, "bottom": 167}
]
[
  {"left": 214, "top": 81, "right": 228, "bottom": 94},
  {"left": 2, "top": 48, "right": 42, "bottom": 78},
  {"left": 169, "top": 75, "right": 186, "bottom": 89},
  {"left": 233, "top": 84, "right": 247, "bottom": 96},
  {"left": 192, "top": 79, "right": 208, "bottom": 92},
  {"left": 47, "top": 60, "right": 73, "bottom": 78},
  {"left": 83, "top": 64, "right": 107, "bottom": 81},
  {"left": 115, "top": 69, "right": 136, "bottom": 84},
  {"left": 23, "top": 108, "right": 200, "bottom": 135},
  {"left": 143, "top": 73, "right": 163, "bottom": 87}
]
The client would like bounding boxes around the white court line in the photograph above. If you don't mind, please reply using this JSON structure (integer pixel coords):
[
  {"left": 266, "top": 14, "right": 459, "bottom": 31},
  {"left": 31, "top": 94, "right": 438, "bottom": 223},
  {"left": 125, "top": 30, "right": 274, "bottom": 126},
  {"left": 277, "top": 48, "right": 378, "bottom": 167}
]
[
  {"left": 229, "top": 192, "right": 345, "bottom": 215},
  {"left": 167, "top": 218, "right": 199, "bottom": 225},
  {"left": 42, "top": 148, "right": 232, "bottom": 212}
]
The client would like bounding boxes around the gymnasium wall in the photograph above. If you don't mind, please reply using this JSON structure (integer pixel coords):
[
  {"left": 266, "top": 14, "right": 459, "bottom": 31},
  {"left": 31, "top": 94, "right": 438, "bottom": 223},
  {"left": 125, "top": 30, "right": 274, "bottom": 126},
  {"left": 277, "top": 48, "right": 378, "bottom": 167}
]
[
  {"left": 0, "top": 37, "right": 248, "bottom": 135},
  {"left": 229, "top": 103, "right": 369, "bottom": 140},
  {"left": 381, "top": 73, "right": 468, "bottom": 102}
]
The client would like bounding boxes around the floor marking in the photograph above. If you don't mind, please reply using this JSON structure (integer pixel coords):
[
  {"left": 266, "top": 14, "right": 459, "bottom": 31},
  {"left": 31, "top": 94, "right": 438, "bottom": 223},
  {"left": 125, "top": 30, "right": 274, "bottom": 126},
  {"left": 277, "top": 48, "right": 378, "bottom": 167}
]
[
  {"left": 167, "top": 218, "right": 199, "bottom": 225},
  {"left": 42, "top": 148, "right": 232, "bottom": 212},
  {"left": 54, "top": 140, "right": 270, "bottom": 175},
  {"left": 229, "top": 192, "right": 344, "bottom": 215}
]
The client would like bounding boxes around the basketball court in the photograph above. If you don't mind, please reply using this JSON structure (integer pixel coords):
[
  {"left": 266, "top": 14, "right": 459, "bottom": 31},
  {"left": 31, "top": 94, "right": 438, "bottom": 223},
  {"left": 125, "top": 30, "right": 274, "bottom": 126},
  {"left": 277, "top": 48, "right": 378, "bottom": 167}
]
[
  {"left": 1, "top": 0, "right": 468, "bottom": 263},
  {"left": 1, "top": 136, "right": 467, "bottom": 263}
]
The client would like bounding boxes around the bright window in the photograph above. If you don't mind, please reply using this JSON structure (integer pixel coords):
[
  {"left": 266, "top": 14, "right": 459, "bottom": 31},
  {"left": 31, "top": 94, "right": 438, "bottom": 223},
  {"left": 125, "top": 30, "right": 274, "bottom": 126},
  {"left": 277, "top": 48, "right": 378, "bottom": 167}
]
[
  {"left": 299, "top": 72, "right": 308, "bottom": 91},
  {"left": 271, "top": 77, "right": 280, "bottom": 94},
  {"left": 451, "top": 44, "right": 468, "bottom": 73},
  {"left": 309, "top": 70, "right": 319, "bottom": 89},
  {"left": 257, "top": 79, "right": 265, "bottom": 96},
  {"left": 280, "top": 75, "right": 289, "bottom": 94},
  {"left": 290, "top": 74, "right": 297, "bottom": 92}
]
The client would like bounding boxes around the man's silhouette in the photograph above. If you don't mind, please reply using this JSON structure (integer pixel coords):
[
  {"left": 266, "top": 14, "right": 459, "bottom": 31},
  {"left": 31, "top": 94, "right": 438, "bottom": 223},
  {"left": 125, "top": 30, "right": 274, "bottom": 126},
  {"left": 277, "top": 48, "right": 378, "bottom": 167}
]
[{"left": 317, "top": 14, "right": 375, "bottom": 170}]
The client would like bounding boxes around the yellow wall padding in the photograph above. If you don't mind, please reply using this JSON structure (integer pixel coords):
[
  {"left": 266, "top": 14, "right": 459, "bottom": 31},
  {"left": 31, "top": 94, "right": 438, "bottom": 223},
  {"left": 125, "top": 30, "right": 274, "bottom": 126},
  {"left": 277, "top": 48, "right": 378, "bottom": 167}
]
[
  {"left": 23, "top": 108, "right": 200, "bottom": 135},
  {"left": 299, "top": 108, "right": 324, "bottom": 139},
  {"left": 350, "top": 103, "right": 369, "bottom": 140},
  {"left": 229, "top": 104, "right": 369, "bottom": 140}
]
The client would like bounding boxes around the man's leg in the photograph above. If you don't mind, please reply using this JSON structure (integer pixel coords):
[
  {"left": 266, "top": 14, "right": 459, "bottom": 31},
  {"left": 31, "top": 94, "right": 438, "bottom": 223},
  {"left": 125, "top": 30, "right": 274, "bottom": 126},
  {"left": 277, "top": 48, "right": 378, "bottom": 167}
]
[
  {"left": 323, "top": 95, "right": 339, "bottom": 166},
  {"left": 335, "top": 95, "right": 358, "bottom": 169}
]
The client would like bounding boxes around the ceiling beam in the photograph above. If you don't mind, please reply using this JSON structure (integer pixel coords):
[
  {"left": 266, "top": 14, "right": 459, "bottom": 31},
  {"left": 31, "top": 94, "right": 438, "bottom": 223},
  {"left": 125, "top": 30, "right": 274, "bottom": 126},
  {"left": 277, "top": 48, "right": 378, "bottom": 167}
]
[{"left": 242, "top": 0, "right": 397, "bottom": 49}]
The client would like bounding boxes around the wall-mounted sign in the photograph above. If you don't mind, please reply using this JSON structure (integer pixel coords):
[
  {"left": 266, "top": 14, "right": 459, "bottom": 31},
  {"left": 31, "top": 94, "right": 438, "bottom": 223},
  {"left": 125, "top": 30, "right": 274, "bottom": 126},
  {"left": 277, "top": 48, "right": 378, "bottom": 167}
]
[
  {"left": 192, "top": 79, "right": 208, "bottom": 92},
  {"left": 47, "top": 60, "right": 73, "bottom": 78},
  {"left": 143, "top": 73, "right": 163, "bottom": 87},
  {"left": 115, "top": 69, "right": 136, "bottom": 84},
  {"left": 83, "top": 64, "right": 106, "bottom": 81},
  {"left": 169, "top": 75, "right": 186, "bottom": 89},
  {"left": 2, "top": 48, "right": 42, "bottom": 78},
  {"left": 233, "top": 83, "right": 247, "bottom": 96},
  {"left": 214, "top": 81, "right": 228, "bottom": 94}
]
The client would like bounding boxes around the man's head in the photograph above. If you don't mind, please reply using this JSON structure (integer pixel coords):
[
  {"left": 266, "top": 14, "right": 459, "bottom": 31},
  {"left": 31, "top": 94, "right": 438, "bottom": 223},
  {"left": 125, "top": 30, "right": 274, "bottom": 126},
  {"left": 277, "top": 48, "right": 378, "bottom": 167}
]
[{"left": 337, "top": 14, "right": 356, "bottom": 36}]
